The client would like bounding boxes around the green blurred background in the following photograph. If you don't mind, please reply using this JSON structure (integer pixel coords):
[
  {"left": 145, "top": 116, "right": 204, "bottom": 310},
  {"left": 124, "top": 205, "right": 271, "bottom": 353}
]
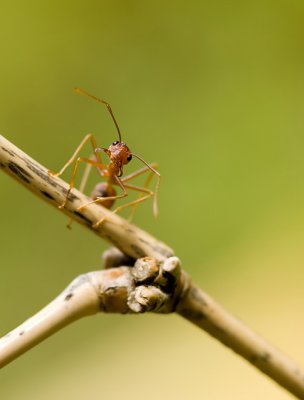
[{"left": 1, "top": 1, "right": 304, "bottom": 399}]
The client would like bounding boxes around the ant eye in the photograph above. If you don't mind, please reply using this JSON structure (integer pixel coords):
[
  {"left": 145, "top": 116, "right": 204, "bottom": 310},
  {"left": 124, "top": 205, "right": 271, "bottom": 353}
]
[
  {"left": 127, "top": 155, "right": 132, "bottom": 162},
  {"left": 112, "top": 140, "right": 119, "bottom": 145}
]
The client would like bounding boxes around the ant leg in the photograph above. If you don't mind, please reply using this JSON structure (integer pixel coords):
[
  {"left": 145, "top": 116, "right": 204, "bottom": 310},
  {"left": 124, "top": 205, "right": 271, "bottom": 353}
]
[
  {"left": 121, "top": 163, "right": 158, "bottom": 183},
  {"left": 152, "top": 170, "right": 160, "bottom": 217},
  {"left": 110, "top": 183, "right": 154, "bottom": 218},
  {"left": 129, "top": 172, "right": 155, "bottom": 221},
  {"left": 49, "top": 133, "right": 104, "bottom": 178},
  {"left": 66, "top": 154, "right": 96, "bottom": 229},
  {"left": 59, "top": 157, "right": 105, "bottom": 209},
  {"left": 120, "top": 163, "right": 158, "bottom": 221},
  {"left": 128, "top": 154, "right": 160, "bottom": 217},
  {"left": 123, "top": 165, "right": 160, "bottom": 217},
  {"left": 79, "top": 154, "right": 95, "bottom": 193}
]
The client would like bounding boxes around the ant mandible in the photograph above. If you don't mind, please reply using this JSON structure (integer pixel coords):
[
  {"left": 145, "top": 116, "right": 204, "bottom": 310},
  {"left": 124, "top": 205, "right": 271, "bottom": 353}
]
[{"left": 49, "top": 88, "right": 160, "bottom": 229}]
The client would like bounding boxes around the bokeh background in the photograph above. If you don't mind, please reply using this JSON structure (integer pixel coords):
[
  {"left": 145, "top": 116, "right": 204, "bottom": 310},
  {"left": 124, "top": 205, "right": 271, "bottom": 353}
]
[{"left": 1, "top": 1, "right": 304, "bottom": 399}]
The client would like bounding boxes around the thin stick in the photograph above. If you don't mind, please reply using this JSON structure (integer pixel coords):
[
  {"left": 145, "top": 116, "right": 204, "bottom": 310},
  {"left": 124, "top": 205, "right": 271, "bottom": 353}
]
[
  {"left": 0, "top": 135, "right": 173, "bottom": 261},
  {"left": 1, "top": 135, "right": 304, "bottom": 398},
  {"left": 177, "top": 284, "right": 304, "bottom": 399}
]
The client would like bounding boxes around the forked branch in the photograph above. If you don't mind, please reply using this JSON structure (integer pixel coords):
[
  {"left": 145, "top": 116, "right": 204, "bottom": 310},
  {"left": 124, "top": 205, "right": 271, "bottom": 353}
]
[{"left": 0, "top": 135, "right": 304, "bottom": 399}]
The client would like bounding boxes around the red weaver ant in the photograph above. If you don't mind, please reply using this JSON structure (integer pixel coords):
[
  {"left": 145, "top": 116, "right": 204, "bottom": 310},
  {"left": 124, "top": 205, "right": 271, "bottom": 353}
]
[{"left": 49, "top": 88, "right": 160, "bottom": 228}]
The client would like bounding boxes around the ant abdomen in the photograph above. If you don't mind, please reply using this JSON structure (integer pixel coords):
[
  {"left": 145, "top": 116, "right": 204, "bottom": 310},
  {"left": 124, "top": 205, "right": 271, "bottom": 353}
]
[{"left": 90, "top": 182, "right": 116, "bottom": 209}]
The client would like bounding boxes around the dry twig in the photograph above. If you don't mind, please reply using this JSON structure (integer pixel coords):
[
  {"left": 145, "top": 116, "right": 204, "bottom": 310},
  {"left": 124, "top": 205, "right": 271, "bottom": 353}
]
[{"left": 0, "top": 134, "right": 304, "bottom": 399}]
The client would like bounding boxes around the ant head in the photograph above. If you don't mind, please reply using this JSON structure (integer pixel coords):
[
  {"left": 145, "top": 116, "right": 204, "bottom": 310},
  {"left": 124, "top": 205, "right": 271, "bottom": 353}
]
[{"left": 108, "top": 140, "right": 132, "bottom": 165}]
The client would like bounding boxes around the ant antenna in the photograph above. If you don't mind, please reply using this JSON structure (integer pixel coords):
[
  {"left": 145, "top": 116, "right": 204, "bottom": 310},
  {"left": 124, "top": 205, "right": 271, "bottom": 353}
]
[
  {"left": 74, "top": 87, "right": 122, "bottom": 142},
  {"left": 131, "top": 153, "right": 160, "bottom": 176}
]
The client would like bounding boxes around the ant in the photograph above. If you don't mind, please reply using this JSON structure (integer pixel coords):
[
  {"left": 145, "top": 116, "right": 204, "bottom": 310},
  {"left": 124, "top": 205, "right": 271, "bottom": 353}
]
[{"left": 49, "top": 88, "right": 160, "bottom": 229}]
